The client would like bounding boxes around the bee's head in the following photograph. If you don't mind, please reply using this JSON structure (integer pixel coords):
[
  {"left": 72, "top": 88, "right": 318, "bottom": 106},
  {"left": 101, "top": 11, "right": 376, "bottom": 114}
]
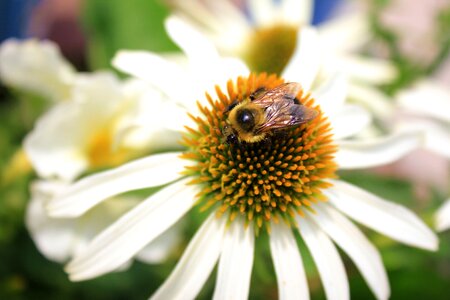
[{"left": 235, "top": 107, "right": 256, "bottom": 132}]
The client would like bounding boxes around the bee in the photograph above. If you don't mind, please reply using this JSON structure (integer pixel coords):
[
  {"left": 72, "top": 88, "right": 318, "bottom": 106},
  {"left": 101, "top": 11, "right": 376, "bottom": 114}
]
[{"left": 223, "top": 82, "right": 318, "bottom": 144}]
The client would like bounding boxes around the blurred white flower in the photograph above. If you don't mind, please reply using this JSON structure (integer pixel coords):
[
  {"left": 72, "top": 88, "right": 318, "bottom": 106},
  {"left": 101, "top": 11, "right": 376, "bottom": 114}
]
[
  {"left": 165, "top": 0, "right": 397, "bottom": 94},
  {"left": 0, "top": 39, "right": 76, "bottom": 101},
  {"left": 27, "top": 180, "right": 181, "bottom": 265},
  {"left": 45, "top": 19, "right": 437, "bottom": 300},
  {"left": 393, "top": 81, "right": 450, "bottom": 231},
  {"left": 24, "top": 71, "right": 181, "bottom": 181}
]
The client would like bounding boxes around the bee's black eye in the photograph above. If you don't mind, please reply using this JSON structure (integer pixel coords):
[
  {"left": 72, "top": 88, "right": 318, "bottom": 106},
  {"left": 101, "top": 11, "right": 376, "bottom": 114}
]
[{"left": 236, "top": 108, "right": 255, "bottom": 131}]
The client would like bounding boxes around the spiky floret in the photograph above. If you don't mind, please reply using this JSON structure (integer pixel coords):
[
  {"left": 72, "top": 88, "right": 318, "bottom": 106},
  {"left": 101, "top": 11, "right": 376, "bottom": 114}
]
[{"left": 181, "top": 73, "right": 337, "bottom": 232}]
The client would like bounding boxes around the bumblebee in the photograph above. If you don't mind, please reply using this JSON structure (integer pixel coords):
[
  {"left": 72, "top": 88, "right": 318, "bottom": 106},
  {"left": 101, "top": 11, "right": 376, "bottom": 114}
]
[{"left": 223, "top": 82, "right": 318, "bottom": 144}]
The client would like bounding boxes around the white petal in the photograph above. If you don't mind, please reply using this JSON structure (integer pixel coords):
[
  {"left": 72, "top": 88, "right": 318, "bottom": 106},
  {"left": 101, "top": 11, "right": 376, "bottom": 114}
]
[
  {"left": 248, "top": 0, "right": 276, "bottom": 27},
  {"left": 326, "top": 180, "right": 438, "bottom": 251},
  {"left": 312, "top": 72, "right": 347, "bottom": 117},
  {"left": 331, "top": 104, "right": 372, "bottom": 140},
  {"left": 336, "top": 131, "right": 422, "bottom": 169},
  {"left": 396, "top": 80, "right": 450, "bottom": 123},
  {"left": 338, "top": 55, "right": 397, "bottom": 84},
  {"left": 279, "top": 0, "right": 313, "bottom": 25},
  {"left": 151, "top": 213, "right": 227, "bottom": 300},
  {"left": 66, "top": 178, "right": 197, "bottom": 281},
  {"left": 48, "top": 152, "right": 186, "bottom": 217},
  {"left": 310, "top": 203, "right": 390, "bottom": 300},
  {"left": 283, "top": 27, "right": 321, "bottom": 91},
  {"left": 23, "top": 101, "right": 88, "bottom": 181},
  {"left": 26, "top": 181, "right": 76, "bottom": 262},
  {"left": 318, "top": 12, "right": 371, "bottom": 53},
  {"left": 436, "top": 199, "right": 450, "bottom": 232},
  {"left": 213, "top": 217, "right": 254, "bottom": 300},
  {"left": 112, "top": 51, "right": 185, "bottom": 101},
  {"left": 269, "top": 221, "right": 309, "bottom": 300},
  {"left": 297, "top": 216, "right": 349, "bottom": 300},
  {"left": 23, "top": 72, "right": 127, "bottom": 181},
  {"left": 165, "top": 15, "right": 219, "bottom": 66},
  {"left": 0, "top": 38, "right": 75, "bottom": 101}
]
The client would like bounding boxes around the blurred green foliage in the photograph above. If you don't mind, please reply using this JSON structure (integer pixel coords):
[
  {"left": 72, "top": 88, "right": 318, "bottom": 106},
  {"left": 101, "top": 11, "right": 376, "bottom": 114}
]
[{"left": 82, "top": 0, "right": 179, "bottom": 70}]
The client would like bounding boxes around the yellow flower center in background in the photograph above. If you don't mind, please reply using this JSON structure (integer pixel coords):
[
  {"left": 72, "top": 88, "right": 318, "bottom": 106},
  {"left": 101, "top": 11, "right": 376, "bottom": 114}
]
[
  {"left": 86, "top": 125, "right": 129, "bottom": 169},
  {"left": 243, "top": 25, "right": 298, "bottom": 75},
  {"left": 182, "top": 73, "right": 337, "bottom": 232}
]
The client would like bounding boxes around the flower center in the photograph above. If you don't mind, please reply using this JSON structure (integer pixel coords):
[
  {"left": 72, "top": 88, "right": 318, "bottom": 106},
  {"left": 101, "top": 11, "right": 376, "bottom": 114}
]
[
  {"left": 86, "top": 125, "right": 129, "bottom": 169},
  {"left": 181, "top": 73, "right": 337, "bottom": 232},
  {"left": 242, "top": 25, "right": 298, "bottom": 75}
]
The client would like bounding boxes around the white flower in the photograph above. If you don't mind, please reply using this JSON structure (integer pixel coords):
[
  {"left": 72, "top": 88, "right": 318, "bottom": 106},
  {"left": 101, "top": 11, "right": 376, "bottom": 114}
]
[
  {"left": 27, "top": 180, "right": 180, "bottom": 265},
  {"left": 46, "top": 19, "right": 437, "bottom": 300},
  {"left": 393, "top": 80, "right": 450, "bottom": 231},
  {"left": 0, "top": 39, "right": 76, "bottom": 101},
  {"left": 165, "top": 0, "right": 397, "bottom": 91},
  {"left": 24, "top": 71, "right": 181, "bottom": 181}
]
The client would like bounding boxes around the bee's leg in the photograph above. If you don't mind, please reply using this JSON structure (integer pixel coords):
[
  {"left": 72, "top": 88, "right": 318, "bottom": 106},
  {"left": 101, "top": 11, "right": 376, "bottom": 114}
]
[{"left": 224, "top": 101, "right": 239, "bottom": 113}]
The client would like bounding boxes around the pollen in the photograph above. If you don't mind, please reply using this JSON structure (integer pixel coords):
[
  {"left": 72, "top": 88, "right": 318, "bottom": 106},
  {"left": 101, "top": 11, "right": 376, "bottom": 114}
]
[
  {"left": 242, "top": 25, "right": 298, "bottom": 75},
  {"left": 181, "top": 73, "right": 337, "bottom": 232}
]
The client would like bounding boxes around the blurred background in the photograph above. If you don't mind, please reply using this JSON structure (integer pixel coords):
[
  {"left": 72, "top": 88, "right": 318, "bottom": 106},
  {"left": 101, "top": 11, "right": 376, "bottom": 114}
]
[{"left": 0, "top": 0, "right": 449, "bottom": 299}]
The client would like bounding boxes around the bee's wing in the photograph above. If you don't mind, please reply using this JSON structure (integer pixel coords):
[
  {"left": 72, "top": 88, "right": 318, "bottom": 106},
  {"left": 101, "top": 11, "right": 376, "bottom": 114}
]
[
  {"left": 252, "top": 82, "right": 302, "bottom": 107},
  {"left": 256, "top": 100, "right": 318, "bottom": 133},
  {"left": 252, "top": 82, "right": 317, "bottom": 133}
]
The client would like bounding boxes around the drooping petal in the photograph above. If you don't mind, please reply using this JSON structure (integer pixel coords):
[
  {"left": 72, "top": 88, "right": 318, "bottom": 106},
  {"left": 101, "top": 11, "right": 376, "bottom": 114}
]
[
  {"left": 48, "top": 152, "right": 186, "bottom": 217},
  {"left": 297, "top": 216, "right": 349, "bottom": 300},
  {"left": 283, "top": 27, "right": 321, "bottom": 91},
  {"left": 269, "top": 221, "right": 309, "bottom": 300},
  {"left": 309, "top": 203, "right": 390, "bottom": 300},
  {"left": 436, "top": 199, "right": 450, "bottom": 232},
  {"left": 151, "top": 213, "right": 227, "bottom": 300},
  {"left": 66, "top": 178, "right": 198, "bottom": 281},
  {"left": 336, "top": 131, "right": 422, "bottom": 169},
  {"left": 213, "top": 217, "right": 254, "bottom": 300},
  {"left": 0, "top": 39, "right": 75, "bottom": 101},
  {"left": 331, "top": 104, "right": 371, "bottom": 140},
  {"left": 326, "top": 180, "right": 438, "bottom": 251}
]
